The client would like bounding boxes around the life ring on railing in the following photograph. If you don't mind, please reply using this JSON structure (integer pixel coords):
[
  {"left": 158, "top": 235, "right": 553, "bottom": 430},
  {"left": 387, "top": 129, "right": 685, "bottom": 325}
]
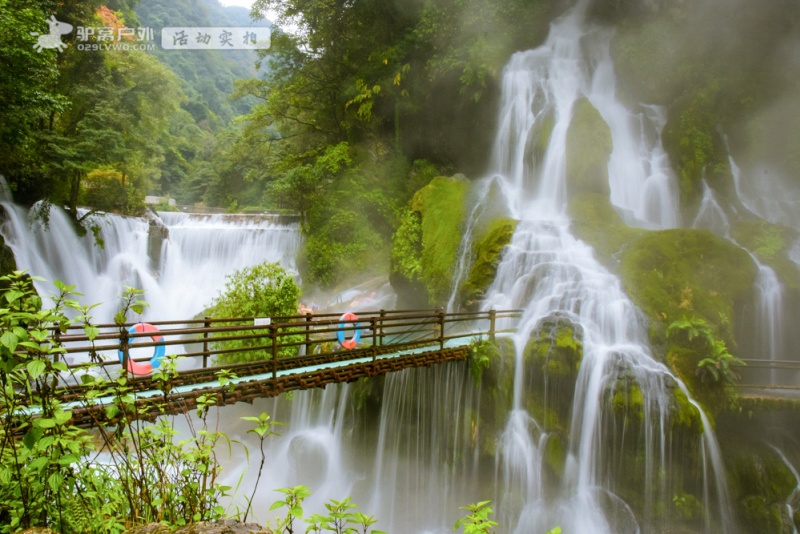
[
  {"left": 337, "top": 312, "right": 361, "bottom": 350},
  {"left": 117, "top": 323, "right": 166, "bottom": 376}
]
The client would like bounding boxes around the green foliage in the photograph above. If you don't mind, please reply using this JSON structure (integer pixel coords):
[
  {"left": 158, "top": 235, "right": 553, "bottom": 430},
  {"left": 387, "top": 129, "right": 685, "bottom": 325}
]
[
  {"left": 205, "top": 262, "right": 301, "bottom": 364},
  {"left": 391, "top": 208, "right": 423, "bottom": 282},
  {"left": 135, "top": 0, "right": 263, "bottom": 127},
  {"left": 267, "top": 486, "right": 387, "bottom": 534},
  {"left": 242, "top": 412, "right": 281, "bottom": 522},
  {"left": 619, "top": 229, "right": 756, "bottom": 346},
  {"left": 468, "top": 338, "right": 499, "bottom": 384},
  {"left": 391, "top": 175, "right": 469, "bottom": 305},
  {"left": 0, "top": 271, "right": 293, "bottom": 530},
  {"left": 454, "top": 500, "right": 497, "bottom": 533},
  {"left": 667, "top": 317, "right": 745, "bottom": 385},
  {"left": 566, "top": 99, "right": 613, "bottom": 198},
  {"left": 731, "top": 220, "right": 791, "bottom": 263},
  {"left": 460, "top": 218, "right": 517, "bottom": 309}
]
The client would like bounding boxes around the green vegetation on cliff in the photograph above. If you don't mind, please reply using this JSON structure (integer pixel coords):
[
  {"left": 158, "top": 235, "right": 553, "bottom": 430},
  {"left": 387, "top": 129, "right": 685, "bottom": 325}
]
[
  {"left": 620, "top": 229, "right": 756, "bottom": 345},
  {"left": 460, "top": 218, "right": 517, "bottom": 310},
  {"left": 391, "top": 175, "right": 469, "bottom": 306}
]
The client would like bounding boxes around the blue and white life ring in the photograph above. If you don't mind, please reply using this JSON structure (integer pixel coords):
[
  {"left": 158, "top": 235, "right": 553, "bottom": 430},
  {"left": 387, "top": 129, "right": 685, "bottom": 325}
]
[
  {"left": 117, "top": 322, "right": 165, "bottom": 375},
  {"left": 337, "top": 312, "right": 361, "bottom": 350}
]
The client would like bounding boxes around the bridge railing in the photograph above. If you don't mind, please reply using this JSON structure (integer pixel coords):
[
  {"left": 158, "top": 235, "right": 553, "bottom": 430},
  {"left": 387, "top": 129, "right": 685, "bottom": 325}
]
[{"left": 53, "top": 308, "right": 522, "bottom": 380}]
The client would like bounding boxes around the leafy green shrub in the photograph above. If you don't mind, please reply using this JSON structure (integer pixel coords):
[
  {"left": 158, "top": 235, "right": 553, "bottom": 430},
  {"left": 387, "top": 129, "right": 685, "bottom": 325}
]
[{"left": 205, "top": 262, "right": 301, "bottom": 364}]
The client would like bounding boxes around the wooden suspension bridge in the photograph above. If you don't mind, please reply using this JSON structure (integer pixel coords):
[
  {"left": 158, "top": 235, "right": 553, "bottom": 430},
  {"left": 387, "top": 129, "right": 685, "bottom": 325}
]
[{"left": 22, "top": 308, "right": 521, "bottom": 429}]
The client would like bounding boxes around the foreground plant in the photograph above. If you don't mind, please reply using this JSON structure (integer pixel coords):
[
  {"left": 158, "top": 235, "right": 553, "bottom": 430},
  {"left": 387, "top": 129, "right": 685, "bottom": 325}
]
[
  {"left": 267, "top": 485, "right": 386, "bottom": 534},
  {"left": 0, "top": 272, "right": 248, "bottom": 531},
  {"left": 454, "top": 500, "right": 498, "bottom": 533}
]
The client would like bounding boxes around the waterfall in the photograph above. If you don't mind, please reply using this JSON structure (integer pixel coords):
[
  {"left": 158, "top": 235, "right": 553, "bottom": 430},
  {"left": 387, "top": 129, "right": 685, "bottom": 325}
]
[
  {"left": 0, "top": 2, "right": 746, "bottom": 531},
  {"left": 693, "top": 151, "right": 789, "bottom": 384},
  {"left": 466, "top": 3, "right": 733, "bottom": 532},
  {"left": 0, "top": 204, "right": 301, "bottom": 324}
]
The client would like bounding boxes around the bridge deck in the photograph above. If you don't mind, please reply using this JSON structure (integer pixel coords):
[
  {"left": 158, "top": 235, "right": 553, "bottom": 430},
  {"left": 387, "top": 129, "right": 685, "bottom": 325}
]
[{"left": 58, "top": 339, "right": 470, "bottom": 427}]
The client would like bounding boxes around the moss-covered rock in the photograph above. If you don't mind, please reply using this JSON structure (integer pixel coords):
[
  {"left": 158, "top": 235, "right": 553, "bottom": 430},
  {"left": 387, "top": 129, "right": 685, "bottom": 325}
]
[
  {"left": 390, "top": 175, "right": 470, "bottom": 306},
  {"left": 564, "top": 98, "right": 642, "bottom": 266},
  {"left": 0, "top": 234, "right": 17, "bottom": 278},
  {"left": 619, "top": 229, "right": 756, "bottom": 345},
  {"left": 619, "top": 229, "right": 756, "bottom": 413},
  {"left": 569, "top": 192, "right": 642, "bottom": 267},
  {"left": 522, "top": 316, "right": 584, "bottom": 432},
  {"left": 460, "top": 217, "right": 517, "bottom": 309},
  {"left": 723, "top": 442, "right": 798, "bottom": 533},
  {"left": 476, "top": 335, "right": 516, "bottom": 457},
  {"left": 542, "top": 431, "right": 567, "bottom": 481},
  {"left": 565, "top": 98, "right": 612, "bottom": 199},
  {"left": 731, "top": 218, "right": 800, "bottom": 291}
]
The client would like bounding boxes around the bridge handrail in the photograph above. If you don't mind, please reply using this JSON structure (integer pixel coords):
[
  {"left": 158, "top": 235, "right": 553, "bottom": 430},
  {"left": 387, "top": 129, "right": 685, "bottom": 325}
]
[{"left": 44, "top": 308, "right": 522, "bottom": 375}]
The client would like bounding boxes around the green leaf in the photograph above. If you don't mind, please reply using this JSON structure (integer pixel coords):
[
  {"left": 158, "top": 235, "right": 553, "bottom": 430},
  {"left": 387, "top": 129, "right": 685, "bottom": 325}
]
[
  {"left": 84, "top": 325, "right": 100, "bottom": 341},
  {"left": 27, "top": 457, "right": 48, "bottom": 471},
  {"left": 114, "top": 311, "right": 126, "bottom": 325},
  {"left": 1, "top": 331, "right": 19, "bottom": 352},
  {"left": 48, "top": 472, "right": 64, "bottom": 491},
  {"left": 27, "top": 360, "right": 46, "bottom": 379},
  {"left": 54, "top": 409, "right": 72, "bottom": 425},
  {"left": 35, "top": 417, "right": 56, "bottom": 429},
  {"left": 22, "top": 427, "right": 43, "bottom": 450}
]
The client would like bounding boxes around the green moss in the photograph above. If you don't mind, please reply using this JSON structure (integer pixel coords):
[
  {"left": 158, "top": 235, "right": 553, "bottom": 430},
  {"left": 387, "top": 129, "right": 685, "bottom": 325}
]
[
  {"left": 569, "top": 193, "right": 642, "bottom": 265},
  {"left": 524, "top": 319, "right": 583, "bottom": 379},
  {"left": 460, "top": 218, "right": 517, "bottom": 309},
  {"left": 670, "top": 386, "right": 703, "bottom": 434},
  {"left": 534, "top": 111, "right": 555, "bottom": 163},
  {"left": 619, "top": 229, "right": 756, "bottom": 412},
  {"left": 543, "top": 432, "right": 567, "bottom": 480},
  {"left": 0, "top": 235, "right": 17, "bottom": 278},
  {"left": 619, "top": 228, "right": 756, "bottom": 345},
  {"left": 522, "top": 316, "right": 584, "bottom": 431},
  {"left": 672, "top": 492, "right": 703, "bottom": 521},
  {"left": 412, "top": 175, "right": 470, "bottom": 305},
  {"left": 390, "top": 174, "right": 470, "bottom": 306},
  {"left": 611, "top": 381, "right": 644, "bottom": 421},
  {"left": 565, "top": 99, "right": 612, "bottom": 198},
  {"left": 731, "top": 219, "right": 800, "bottom": 291}
]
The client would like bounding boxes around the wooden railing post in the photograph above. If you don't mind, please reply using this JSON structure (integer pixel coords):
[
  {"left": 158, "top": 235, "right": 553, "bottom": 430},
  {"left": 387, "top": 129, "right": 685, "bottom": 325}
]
[
  {"left": 379, "top": 309, "right": 386, "bottom": 346},
  {"left": 371, "top": 317, "right": 377, "bottom": 361},
  {"left": 489, "top": 309, "right": 497, "bottom": 342},
  {"left": 202, "top": 316, "right": 210, "bottom": 368},
  {"left": 271, "top": 323, "right": 278, "bottom": 385},
  {"left": 438, "top": 309, "right": 445, "bottom": 352},
  {"left": 120, "top": 325, "right": 130, "bottom": 377},
  {"left": 305, "top": 313, "right": 312, "bottom": 355}
]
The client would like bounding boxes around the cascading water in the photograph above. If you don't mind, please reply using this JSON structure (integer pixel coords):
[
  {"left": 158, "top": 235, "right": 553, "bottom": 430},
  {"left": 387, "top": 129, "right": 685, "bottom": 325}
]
[
  {"left": 692, "top": 153, "right": 789, "bottom": 385},
  {"left": 456, "top": 2, "right": 733, "bottom": 532},
  {"left": 0, "top": 201, "right": 301, "bottom": 326}
]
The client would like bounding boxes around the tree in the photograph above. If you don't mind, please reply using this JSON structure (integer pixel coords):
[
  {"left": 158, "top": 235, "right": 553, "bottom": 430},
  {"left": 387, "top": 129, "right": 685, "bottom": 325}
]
[{"left": 205, "top": 262, "right": 301, "bottom": 364}]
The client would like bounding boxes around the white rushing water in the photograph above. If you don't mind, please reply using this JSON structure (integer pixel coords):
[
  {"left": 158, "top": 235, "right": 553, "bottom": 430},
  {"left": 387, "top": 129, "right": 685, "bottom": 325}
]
[
  {"left": 468, "top": 2, "right": 733, "bottom": 532},
  {"left": 0, "top": 203, "right": 301, "bottom": 324}
]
